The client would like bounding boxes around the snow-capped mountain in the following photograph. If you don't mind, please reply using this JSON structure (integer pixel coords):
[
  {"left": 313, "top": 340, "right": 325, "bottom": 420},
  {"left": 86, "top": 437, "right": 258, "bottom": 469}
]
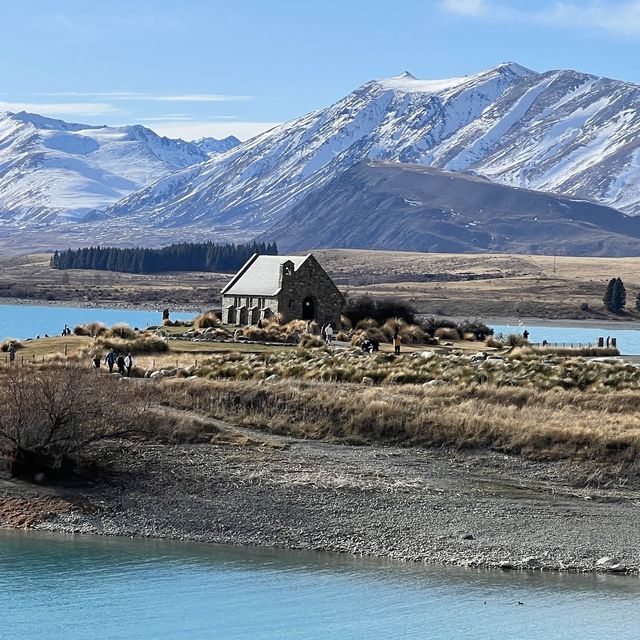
[
  {"left": 193, "top": 135, "right": 241, "bottom": 156},
  {"left": 95, "top": 62, "right": 640, "bottom": 232},
  {"left": 0, "top": 111, "right": 209, "bottom": 223}
]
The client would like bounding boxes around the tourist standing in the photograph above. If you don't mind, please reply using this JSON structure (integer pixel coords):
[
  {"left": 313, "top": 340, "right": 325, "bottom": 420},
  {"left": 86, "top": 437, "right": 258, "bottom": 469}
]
[
  {"left": 7, "top": 342, "right": 16, "bottom": 364},
  {"left": 124, "top": 352, "right": 134, "bottom": 377},
  {"left": 116, "top": 353, "right": 126, "bottom": 375},
  {"left": 393, "top": 331, "right": 401, "bottom": 356}
]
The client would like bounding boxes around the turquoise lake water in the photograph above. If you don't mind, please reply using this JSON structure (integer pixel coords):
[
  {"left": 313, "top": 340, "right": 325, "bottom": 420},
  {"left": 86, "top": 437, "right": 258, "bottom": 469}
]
[
  {"left": 1, "top": 530, "right": 639, "bottom": 640},
  {"left": 0, "top": 304, "right": 196, "bottom": 341}
]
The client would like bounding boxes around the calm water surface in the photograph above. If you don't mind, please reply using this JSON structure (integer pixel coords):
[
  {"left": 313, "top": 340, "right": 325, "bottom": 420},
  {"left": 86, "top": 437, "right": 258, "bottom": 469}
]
[
  {"left": 1, "top": 530, "right": 639, "bottom": 640},
  {"left": 0, "top": 304, "right": 196, "bottom": 341}
]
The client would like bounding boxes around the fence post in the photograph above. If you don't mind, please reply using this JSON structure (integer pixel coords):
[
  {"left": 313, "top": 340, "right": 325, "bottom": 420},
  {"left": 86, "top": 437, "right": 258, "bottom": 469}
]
[{"left": 64, "top": 344, "right": 68, "bottom": 356}]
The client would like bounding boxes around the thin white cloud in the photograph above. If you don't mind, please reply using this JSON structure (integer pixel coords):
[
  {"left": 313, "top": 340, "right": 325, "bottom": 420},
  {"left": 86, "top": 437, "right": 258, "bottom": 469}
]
[
  {"left": 0, "top": 100, "right": 120, "bottom": 117},
  {"left": 441, "top": 0, "right": 488, "bottom": 16},
  {"left": 440, "top": 0, "right": 640, "bottom": 36},
  {"left": 148, "top": 120, "right": 281, "bottom": 142},
  {"left": 36, "top": 91, "right": 252, "bottom": 102}
]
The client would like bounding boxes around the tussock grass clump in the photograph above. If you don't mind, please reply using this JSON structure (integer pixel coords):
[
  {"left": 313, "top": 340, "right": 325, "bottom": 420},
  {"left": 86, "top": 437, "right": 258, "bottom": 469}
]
[
  {"left": 106, "top": 323, "right": 137, "bottom": 340},
  {"left": 298, "top": 334, "right": 325, "bottom": 349},
  {"left": 73, "top": 322, "right": 107, "bottom": 337},
  {"left": 241, "top": 319, "right": 309, "bottom": 343},
  {"left": 506, "top": 333, "right": 529, "bottom": 347},
  {"left": 1, "top": 339, "right": 23, "bottom": 352},
  {"left": 484, "top": 335, "right": 504, "bottom": 349},
  {"left": 194, "top": 312, "right": 220, "bottom": 329},
  {"left": 93, "top": 334, "right": 169, "bottom": 355},
  {"left": 434, "top": 327, "right": 461, "bottom": 341}
]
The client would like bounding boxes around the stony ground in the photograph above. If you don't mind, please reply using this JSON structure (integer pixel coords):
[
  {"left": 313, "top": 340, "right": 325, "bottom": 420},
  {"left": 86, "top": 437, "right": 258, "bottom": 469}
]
[{"left": 2, "top": 419, "right": 639, "bottom": 574}]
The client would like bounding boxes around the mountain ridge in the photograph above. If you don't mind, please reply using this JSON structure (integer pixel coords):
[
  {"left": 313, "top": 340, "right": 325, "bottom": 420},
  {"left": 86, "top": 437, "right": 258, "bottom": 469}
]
[
  {"left": 259, "top": 161, "right": 640, "bottom": 256},
  {"left": 93, "top": 61, "right": 640, "bottom": 233},
  {"left": 0, "top": 111, "right": 210, "bottom": 224}
]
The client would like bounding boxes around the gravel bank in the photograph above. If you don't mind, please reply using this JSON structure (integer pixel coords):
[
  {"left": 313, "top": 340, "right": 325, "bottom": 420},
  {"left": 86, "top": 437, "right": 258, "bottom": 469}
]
[{"left": 3, "top": 430, "right": 639, "bottom": 574}]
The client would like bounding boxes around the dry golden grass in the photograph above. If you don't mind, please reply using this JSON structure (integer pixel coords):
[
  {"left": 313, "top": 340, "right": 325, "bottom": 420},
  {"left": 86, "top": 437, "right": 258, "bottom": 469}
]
[
  {"left": 193, "top": 311, "right": 220, "bottom": 329},
  {"left": 160, "top": 377, "right": 640, "bottom": 462}
]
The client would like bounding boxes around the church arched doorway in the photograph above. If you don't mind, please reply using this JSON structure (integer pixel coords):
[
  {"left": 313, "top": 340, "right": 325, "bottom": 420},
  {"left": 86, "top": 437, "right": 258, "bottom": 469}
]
[{"left": 302, "top": 296, "right": 316, "bottom": 320}]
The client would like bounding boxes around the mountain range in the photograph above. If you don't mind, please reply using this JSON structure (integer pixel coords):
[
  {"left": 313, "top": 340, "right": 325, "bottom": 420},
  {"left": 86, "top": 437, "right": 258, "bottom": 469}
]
[
  {"left": 2, "top": 62, "right": 640, "bottom": 256},
  {"left": 0, "top": 111, "right": 227, "bottom": 224},
  {"left": 92, "top": 62, "right": 640, "bottom": 236},
  {"left": 260, "top": 161, "right": 640, "bottom": 256}
]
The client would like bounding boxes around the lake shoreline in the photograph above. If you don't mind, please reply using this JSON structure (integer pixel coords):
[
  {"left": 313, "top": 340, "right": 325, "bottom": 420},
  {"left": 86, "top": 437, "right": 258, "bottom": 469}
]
[
  {"left": 0, "top": 298, "right": 202, "bottom": 314},
  {"left": 2, "top": 436, "right": 638, "bottom": 576}
]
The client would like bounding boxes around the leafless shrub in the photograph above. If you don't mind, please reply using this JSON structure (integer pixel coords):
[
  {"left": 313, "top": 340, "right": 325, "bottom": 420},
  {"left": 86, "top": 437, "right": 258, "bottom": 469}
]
[{"left": 0, "top": 364, "right": 151, "bottom": 477}]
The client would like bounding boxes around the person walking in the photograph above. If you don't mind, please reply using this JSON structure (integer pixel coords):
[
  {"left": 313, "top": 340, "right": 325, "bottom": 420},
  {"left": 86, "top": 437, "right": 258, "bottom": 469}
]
[
  {"left": 105, "top": 348, "right": 117, "bottom": 373},
  {"left": 7, "top": 342, "right": 16, "bottom": 364},
  {"left": 92, "top": 353, "right": 101, "bottom": 370},
  {"left": 324, "top": 323, "right": 334, "bottom": 345},
  {"left": 116, "top": 353, "right": 126, "bottom": 375},
  {"left": 392, "top": 331, "right": 401, "bottom": 356},
  {"left": 124, "top": 352, "right": 134, "bottom": 377}
]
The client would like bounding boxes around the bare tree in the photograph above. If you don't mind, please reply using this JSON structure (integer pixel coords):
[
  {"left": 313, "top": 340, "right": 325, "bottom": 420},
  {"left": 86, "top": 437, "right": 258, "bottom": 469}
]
[{"left": 0, "top": 364, "right": 149, "bottom": 477}]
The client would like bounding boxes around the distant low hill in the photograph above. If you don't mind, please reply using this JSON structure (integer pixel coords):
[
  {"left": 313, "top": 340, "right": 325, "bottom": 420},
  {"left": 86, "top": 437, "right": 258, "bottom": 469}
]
[{"left": 259, "top": 161, "right": 640, "bottom": 257}]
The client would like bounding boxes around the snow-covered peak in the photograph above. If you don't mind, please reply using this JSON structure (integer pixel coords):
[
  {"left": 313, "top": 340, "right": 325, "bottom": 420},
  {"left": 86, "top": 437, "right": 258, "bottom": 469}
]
[
  {"left": 6, "top": 110, "right": 97, "bottom": 132},
  {"left": 193, "top": 135, "right": 242, "bottom": 156},
  {"left": 375, "top": 62, "right": 536, "bottom": 94},
  {"left": 0, "top": 112, "right": 209, "bottom": 224}
]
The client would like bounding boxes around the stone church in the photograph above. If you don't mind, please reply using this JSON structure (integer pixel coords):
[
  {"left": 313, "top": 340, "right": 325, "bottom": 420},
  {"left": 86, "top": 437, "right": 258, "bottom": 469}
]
[{"left": 221, "top": 253, "right": 344, "bottom": 326}]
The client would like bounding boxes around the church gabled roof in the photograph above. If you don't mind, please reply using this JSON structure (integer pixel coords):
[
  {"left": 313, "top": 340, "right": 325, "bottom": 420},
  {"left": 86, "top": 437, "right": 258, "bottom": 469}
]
[{"left": 221, "top": 253, "right": 311, "bottom": 297}]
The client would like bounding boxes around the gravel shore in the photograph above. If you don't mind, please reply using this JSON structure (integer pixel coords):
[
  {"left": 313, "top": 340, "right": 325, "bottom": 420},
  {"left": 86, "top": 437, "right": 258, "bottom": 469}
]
[{"left": 2, "top": 425, "right": 639, "bottom": 574}]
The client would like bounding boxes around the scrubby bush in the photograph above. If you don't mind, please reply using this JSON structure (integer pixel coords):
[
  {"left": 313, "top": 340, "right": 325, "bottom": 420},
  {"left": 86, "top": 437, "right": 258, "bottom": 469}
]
[
  {"left": 458, "top": 320, "right": 493, "bottom": 340},
  {"left": 343, "top": 295, "right": 417, "bottom": 326},
  {"left": 422, "top": 317, "right": 458, "bottom": 336},
  {"left": 1, "top": 339, "right": 23, "bottom": 352}
]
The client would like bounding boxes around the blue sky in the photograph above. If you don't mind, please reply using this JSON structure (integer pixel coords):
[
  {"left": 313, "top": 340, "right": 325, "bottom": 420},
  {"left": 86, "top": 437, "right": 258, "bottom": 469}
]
[{"left": 2, "top": 0, "right": 640, "bottom": 140}]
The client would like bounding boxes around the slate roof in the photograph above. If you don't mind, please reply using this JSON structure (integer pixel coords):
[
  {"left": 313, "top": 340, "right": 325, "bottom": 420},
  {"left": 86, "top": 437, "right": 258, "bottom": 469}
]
[{"left": 221, "top": 254, "right": 311, "bottom": 297}]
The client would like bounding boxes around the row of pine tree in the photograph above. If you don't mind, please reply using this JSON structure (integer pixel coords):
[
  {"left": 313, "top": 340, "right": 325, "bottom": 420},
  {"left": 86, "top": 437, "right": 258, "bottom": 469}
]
[{"left": 50, "top": 241, "right": 278, "bottom": 274}]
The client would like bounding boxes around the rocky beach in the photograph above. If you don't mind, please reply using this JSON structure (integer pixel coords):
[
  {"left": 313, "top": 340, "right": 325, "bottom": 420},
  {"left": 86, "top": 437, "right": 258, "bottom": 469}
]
[{"left": 2, "top": 418, "right": 639, "bottom": 575}]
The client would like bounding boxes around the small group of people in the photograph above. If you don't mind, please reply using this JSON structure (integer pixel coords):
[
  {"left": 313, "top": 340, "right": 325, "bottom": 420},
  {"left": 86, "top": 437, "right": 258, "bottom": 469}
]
[
  {"left": 93, "top": 348, "right": 134, "bottom": 376},
  {"left": 360, "top": 337, "right": 380, "bottom": 354},
  {"left": 61, "top": 324, "right": 72, "bottom": 336},
  {"left": 361, "top": 331, "right": 402, "bottom": 355}
]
